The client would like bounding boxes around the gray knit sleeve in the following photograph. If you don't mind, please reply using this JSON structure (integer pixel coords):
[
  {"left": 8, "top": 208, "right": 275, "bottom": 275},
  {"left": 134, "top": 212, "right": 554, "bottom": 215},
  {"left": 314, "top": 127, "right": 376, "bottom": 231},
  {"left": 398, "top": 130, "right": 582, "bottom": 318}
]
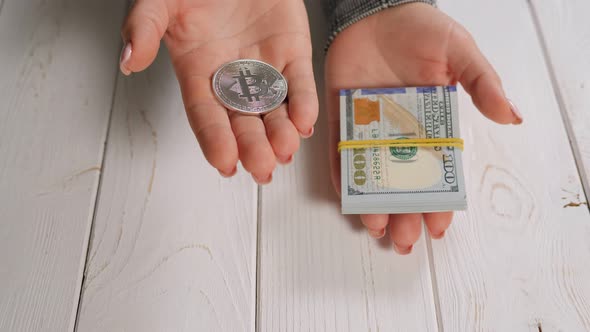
[{"left": 325, "top": 0, "right": 437, "bottom": 48}]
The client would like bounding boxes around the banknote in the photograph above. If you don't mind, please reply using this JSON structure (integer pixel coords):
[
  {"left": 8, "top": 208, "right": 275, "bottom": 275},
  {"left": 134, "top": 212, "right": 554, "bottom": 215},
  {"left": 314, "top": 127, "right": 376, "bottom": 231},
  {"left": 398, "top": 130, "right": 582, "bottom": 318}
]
[{"left": 340, "top": 86, "right": 467, "bottom": 214}]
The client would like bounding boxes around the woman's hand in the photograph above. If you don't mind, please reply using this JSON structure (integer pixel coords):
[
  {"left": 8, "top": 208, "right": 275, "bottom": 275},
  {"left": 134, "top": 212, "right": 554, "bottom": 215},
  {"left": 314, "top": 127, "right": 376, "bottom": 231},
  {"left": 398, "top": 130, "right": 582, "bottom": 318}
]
[
  {"left": 120, "top": 0, "right": 318, "bottom": 183},
  {"left": 325, "top": 3, "right": 522, "bottom": 254}
]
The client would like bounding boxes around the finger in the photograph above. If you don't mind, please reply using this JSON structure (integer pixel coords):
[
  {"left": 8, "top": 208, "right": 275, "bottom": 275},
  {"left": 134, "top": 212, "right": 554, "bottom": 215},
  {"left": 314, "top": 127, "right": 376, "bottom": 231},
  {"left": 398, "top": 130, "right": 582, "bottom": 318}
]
[
  {"left": 263, "top": 105, "right": 300, "bottom": 164},
  {"left": 230, "top": 112, "right": 276, "bottom": 184},
  {"left": 448, "top": 24, "right": 522, "bottom": 125},
  {"left": 388, "top": 214, "right": 422, "bottom": 255},
  {"left": 180, "top": 75, "right": 239, "bottom": 176},
  {"left": 326, "top": 85, "right": 341, "bottom": 195},
  {"left": 282, "top": 57, "right": 319, "bottom": 137},
  {"left": 188, "top": 103, "right": 238, "bottom": 177},
  {"left": 423, "top": 212, "right": 453, "bottom": 239},
  {"left": 120, "top": 0, "right": 169, "bottom": 75},
  {"left": 360, "top": 214, "right": 389, "bottom": 239}
]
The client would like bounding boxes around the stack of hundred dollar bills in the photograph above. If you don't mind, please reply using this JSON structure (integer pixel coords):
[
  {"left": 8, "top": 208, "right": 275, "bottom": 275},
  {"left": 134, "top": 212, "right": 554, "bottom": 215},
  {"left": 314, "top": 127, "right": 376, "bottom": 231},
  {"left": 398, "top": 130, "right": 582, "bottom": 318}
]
[{"left": 340, "top": 86, "right": 466, "bottom": 214}]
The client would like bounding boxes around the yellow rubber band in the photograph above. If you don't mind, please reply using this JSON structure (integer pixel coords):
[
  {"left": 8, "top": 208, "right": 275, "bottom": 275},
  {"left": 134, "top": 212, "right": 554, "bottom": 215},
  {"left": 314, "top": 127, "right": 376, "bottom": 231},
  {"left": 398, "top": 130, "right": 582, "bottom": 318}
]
[{"left": 337, "top": 138, "right": 464, "bottom": 152}]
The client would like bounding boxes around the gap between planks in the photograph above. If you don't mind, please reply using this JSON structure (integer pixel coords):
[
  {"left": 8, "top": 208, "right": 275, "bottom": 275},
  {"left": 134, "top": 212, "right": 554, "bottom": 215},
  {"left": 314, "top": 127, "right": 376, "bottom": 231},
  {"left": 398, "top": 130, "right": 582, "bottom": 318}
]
[
  {"left": 526, "top": 0, "right": 590, "bottom": 209},
  {"left": 72, "top": 45, "right": 123, "bottom": 332},
  {"left": 425, "top": 230, "right": 444, "bottom": 332},
  {"left": 73, "top": 1, "right": 130, "bottom": 329},
  {"left": 255, "top": 184, "right": 262, "bottom": 332}
]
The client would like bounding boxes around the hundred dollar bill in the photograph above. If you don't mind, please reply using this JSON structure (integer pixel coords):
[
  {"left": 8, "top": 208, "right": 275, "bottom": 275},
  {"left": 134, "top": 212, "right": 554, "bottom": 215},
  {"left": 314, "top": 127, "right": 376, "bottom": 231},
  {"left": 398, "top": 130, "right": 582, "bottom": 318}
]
[{"left": 340, "top": 86, "right": 466, "bottom": 214}]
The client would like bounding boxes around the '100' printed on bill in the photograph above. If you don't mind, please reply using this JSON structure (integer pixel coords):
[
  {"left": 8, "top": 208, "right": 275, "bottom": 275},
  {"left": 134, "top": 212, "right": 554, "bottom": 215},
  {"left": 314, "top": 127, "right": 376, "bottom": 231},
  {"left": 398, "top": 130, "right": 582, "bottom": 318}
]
[{"left": 340, "top": 86, "right": 467, "bottom": 214}]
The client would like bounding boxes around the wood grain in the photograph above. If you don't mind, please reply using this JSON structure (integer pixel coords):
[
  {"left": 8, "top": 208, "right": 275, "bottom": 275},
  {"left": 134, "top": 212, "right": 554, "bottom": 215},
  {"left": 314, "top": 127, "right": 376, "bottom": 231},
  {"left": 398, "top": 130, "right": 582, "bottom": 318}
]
[
  {"left": 0, "top": 0, "right": 125, "bottom": 331},
  {"left": 256, "top": 1, "right": 438, "bottom": 331},
  {"left": 530, "top": 0, "right": 590, "bottom": 200},
  {"left": 75, "top": 48, "right": 258, "bottom": 332},
  {"left": 258, "top": 168, "right": 438, "bottom": 332},
  {"left": 3, "top": 0, "right": 589, "bottom": 331},
  {"left": 431, "top": 0, "right": 590, "bottom": 330}
]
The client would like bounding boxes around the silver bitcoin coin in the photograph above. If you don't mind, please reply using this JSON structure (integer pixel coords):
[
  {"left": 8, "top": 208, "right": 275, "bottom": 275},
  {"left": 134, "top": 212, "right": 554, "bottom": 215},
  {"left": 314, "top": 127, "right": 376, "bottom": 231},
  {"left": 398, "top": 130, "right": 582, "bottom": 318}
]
[{"left": 212, "top": 59, "right": 288, "bottom": 115}]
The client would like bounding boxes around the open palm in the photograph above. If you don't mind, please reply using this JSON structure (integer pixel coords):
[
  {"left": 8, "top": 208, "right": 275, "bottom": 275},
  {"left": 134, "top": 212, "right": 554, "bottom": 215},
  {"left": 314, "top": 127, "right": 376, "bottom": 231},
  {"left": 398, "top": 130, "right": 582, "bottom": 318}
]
[
  {"left": 120, "top": 0, "right": 318, "bottom": 183},
  {"left": 325, "top": 3, "right": 522, "bottom": 254}
]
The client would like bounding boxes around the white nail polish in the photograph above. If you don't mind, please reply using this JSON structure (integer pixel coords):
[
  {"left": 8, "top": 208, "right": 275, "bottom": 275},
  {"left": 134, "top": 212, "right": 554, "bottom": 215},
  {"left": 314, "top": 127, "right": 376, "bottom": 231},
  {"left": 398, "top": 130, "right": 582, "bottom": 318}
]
[{"left": 119, "top": 42, "right": 132, "bottom": 75}]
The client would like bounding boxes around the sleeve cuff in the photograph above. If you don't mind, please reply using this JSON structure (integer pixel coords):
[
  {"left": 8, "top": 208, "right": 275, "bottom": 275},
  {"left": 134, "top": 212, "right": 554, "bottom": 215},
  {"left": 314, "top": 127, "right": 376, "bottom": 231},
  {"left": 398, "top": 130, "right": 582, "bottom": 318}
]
[{"left": 326, "top": 0, "right": 437, "bottom": 51}]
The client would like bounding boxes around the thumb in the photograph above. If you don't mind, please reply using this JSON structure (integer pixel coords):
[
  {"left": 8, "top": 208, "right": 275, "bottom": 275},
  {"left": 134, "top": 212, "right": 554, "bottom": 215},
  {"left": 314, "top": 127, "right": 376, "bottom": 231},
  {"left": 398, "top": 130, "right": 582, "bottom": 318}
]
[
  {"left": 448, "top": 25, "right": 523, "bottom": 125},
  {"left": 119, "top": 0, "right": 169, "bottom": 75}
]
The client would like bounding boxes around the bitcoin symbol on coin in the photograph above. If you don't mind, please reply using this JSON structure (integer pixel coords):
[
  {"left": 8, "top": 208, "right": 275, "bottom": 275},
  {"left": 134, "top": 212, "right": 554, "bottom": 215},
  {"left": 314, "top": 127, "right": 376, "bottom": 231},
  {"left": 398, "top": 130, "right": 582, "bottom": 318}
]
[
  {"left": 213, "top": 59, "right": 288, "bottom": 115},
  {"left": 234, "top": 67, "right": 269, "bottom": 102}
]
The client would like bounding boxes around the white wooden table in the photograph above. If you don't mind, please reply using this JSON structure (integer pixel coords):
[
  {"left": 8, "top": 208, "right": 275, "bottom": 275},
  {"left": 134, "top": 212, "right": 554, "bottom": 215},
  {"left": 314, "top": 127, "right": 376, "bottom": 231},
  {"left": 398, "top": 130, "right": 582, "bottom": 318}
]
[{"left": 1, "top": 0, "right": 590, "bottom": 331}]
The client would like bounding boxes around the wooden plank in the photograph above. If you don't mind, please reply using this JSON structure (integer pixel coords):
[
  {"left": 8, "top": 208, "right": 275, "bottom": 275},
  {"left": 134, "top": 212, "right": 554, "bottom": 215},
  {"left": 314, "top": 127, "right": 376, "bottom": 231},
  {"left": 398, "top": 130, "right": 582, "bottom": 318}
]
[
  {"left": 257, "top": 1, "right": 438, "bottom": 331},
  {"left": 258, "top": 172, "right": 438, "bottom": 332},
  {"left": 431, "top": 0, "right": 590, "bottom": 330},
  {"left": 0, "top": 1, "right": 125, "bottom": 331},
  {"left": 75, "top": 47, "right": 258, "bottom": 331},
  {"left": 530, "top": 0, "right": 590, "bottom": 197}
]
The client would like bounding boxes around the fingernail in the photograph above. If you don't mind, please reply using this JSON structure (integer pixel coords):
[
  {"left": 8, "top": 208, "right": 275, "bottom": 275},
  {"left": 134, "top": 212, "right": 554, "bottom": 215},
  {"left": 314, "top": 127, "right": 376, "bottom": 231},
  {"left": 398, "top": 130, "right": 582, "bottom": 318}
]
[
  {"left": 278, "top": 154, "right": 293, "bottom": 164},
  {"left": 431, "top": 230, "right": 446, "bottom": 240},
  {"left": 368, "top": 228, "right": 386, "bottom": 239},
  {"left": 393, "top": 243, "right": 413, "bottom": 255},
  {"left": 253, "top": 173, "right": 272, "bottom": 185},
  {"left": 300, "top": 126, "right": 314, "bottom": 139},
  {"left": 119, "top": 42, "right": 132, "bottom": 76},
  {"left": 508, "top": 99, "right": 523, "bottom": 125},
  {"left": 219, "top": 166, "right": 238, "bottom": 178}
]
